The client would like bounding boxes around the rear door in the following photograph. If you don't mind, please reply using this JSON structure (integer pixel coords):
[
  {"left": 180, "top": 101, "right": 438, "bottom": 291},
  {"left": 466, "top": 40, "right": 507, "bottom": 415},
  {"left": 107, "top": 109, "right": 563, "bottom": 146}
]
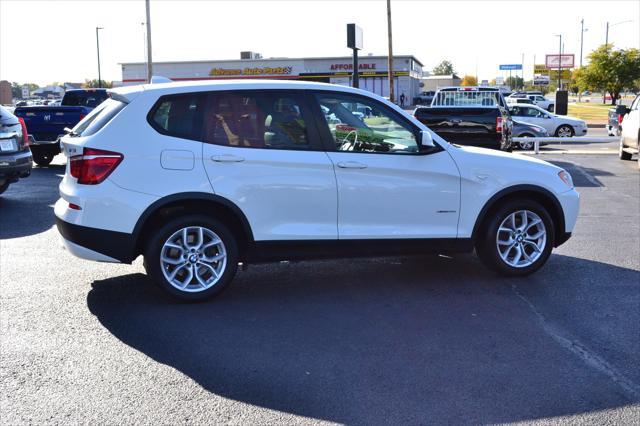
[{"left": 200, "top": 90, "right": 337, "bottom": 241}]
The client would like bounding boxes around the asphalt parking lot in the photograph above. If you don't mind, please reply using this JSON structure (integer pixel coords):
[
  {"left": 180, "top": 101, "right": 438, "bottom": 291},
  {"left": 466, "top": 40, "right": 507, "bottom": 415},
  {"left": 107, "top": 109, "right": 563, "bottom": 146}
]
[{"left": 1, "top": 152, "right": 639, "bottom": 424}]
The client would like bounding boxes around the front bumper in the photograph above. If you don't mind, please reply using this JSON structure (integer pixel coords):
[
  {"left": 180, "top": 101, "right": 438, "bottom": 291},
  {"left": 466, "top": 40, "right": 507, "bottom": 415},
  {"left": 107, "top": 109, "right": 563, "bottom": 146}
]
[{"left": 556, "top": 188, "right": 580, "bottom": 247}]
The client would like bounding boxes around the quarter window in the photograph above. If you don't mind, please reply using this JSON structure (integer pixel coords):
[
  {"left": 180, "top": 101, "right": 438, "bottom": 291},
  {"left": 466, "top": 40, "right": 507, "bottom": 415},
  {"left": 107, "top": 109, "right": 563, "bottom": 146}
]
[
  {"left": 202, "top": 92, "right": 311, "bottom": 150},
  {"left": 150, "top": 94, "right": 202, "bottom": 140},
  {"left": 315, "top": 93, "right": 419, "bottom": 154}
]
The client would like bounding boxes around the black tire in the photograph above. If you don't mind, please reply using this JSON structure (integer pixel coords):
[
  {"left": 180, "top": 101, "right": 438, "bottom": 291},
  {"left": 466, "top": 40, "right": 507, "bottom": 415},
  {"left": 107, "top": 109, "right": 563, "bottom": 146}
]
[
  {"left": 32, "top": 151, "right": 54, "bottom": 167},
  {"left": 0, "top": 181, "right": 9, "bottom": 195},
  {"left": 619, "top": 136, "right": 633, "bottom": 160},
  {"left": 143, "top": 214, "right": 239, "bottom": 302},
  {"left": 476, "top": 199, "right": 555, "bottom": 276},
  {"left": 555, "top": 125, "right": 574, "bottom": 137}
]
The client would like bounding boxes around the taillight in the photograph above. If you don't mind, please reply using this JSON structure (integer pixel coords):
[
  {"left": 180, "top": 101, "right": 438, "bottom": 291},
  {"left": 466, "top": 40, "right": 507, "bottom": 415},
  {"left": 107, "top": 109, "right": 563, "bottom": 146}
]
[
  {"left": 79, "top": 113, "right": 86, "bottom": 121},
  {"left": 18, "top": 117, "right": 29, "bottom": 147},
  {"left": 618, "top": 114, "right": 624, "bottom": 124},
  {"left": 69, "top": 147, "right": 123, "bottom": 185},
  {"left": 496, "top": 116, "right": 503, "bottom": 133}
]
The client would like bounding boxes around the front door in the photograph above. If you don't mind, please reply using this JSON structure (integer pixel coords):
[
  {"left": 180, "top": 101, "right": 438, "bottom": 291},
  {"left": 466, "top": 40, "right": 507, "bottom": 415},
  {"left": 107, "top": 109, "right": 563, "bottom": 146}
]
[
  {"left": 200, "top": 90, "right": 338, "bottom": 241},
  {"left": 310, "top": 91, "right": 461, "bottom": 239}
]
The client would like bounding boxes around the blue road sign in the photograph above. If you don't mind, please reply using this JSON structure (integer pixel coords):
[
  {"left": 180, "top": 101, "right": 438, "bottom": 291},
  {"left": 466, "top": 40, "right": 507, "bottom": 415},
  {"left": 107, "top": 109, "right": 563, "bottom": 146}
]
[{"left": 499, "top": 64, "right": 522, "bottom": 70}]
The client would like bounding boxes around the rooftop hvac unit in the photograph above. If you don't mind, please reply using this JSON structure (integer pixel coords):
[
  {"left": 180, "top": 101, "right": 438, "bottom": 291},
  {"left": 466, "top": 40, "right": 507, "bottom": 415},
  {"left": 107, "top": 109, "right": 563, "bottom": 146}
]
[{"left": 241, "top": 51, "right": 262, "bottom": 60}]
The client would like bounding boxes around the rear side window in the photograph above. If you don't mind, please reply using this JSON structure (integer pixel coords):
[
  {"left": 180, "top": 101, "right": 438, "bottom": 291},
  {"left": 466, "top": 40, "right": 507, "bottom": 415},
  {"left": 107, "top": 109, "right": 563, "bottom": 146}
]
[
  {"left": 201, "top": 91, "right": 312, "bottom": 150},
  {"left": 149, "top": 94, "right": 202, "bottom": 140},
  {"left": 72, "top": 99, "right": 126, "bottom": 136}
]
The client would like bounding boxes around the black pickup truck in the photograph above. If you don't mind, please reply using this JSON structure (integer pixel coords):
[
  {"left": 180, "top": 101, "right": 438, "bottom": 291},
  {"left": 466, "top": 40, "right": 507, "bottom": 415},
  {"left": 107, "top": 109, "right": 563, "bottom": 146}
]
[
  {"left": 14, "top": 89, "right": 108, "bottom": 165},
  {"left": 413, "top": 87, "right": 513, "bottom": 150}
]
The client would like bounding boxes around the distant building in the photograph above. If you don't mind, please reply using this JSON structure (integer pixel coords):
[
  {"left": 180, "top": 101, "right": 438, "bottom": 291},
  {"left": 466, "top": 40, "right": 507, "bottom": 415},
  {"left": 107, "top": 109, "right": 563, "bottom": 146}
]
[
  {"left": 0, "top": 80, "right": 12, "bottom": 105},
  {"left": 32, "top": 85, "right": 65, "bottom": 98},
  {"left": 421, "top": 74, "right": 461, "bottom": 91},
  {"left": 120, "top": 53, "right": 425, "bottom": 101}
]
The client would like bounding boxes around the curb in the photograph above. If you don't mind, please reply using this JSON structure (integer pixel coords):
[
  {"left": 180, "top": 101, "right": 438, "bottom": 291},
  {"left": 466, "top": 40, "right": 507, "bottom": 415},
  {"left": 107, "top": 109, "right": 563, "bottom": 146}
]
[
  {"left": 519, "top": 150, "right": 618, "bottom": 155},
  {"left": 587, "top": 123, "right": 606, "bottom": 129}
]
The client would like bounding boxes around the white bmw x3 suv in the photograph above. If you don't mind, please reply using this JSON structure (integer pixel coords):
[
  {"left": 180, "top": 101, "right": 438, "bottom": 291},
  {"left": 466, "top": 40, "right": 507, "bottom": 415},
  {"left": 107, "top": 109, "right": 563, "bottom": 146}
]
[{"left": 55, "top": 80, "right": 579, "bottom": 301}]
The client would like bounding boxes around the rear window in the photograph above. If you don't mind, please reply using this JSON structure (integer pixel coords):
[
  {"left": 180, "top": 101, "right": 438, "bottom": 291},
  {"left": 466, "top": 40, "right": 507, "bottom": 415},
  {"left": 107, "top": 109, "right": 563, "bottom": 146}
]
[
  {"left": 71, "top": 99, "right": 126, "bottom": 137},
  {"left": 62, "top": 90, "right": 109, "bottom": 108},
  {"left": 432, "top": 90, "right": 499, "bottom": 107}
]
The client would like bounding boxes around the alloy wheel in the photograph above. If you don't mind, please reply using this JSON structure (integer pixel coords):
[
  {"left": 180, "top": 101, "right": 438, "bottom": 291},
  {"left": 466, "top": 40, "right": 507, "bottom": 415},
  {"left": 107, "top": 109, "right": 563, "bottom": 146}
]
[
  {"left": 496, "top": 210, "right": 547, "bottom": 268},
  {"left": 160, "top": 226, "right": 227, "bottom": 292}
]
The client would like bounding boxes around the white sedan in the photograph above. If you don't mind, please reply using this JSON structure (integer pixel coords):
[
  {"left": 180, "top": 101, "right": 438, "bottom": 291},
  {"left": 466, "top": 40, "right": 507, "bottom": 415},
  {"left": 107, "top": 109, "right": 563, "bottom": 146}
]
[{"left": 509, "top": 104, "right": 587, "bottom": 137}]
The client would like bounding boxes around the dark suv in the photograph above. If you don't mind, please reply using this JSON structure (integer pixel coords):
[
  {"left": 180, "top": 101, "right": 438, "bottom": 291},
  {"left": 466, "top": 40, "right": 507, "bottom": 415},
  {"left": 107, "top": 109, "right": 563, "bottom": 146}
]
[{"left": 0, "top": 106, "right": 32, "bottom": 195}]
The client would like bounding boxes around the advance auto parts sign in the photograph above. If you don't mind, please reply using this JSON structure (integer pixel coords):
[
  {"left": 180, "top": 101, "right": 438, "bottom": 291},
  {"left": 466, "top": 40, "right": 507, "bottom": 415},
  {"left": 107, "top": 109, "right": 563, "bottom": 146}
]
[{"left": 209, "top": 66, "right": 293, "bottom": 76}]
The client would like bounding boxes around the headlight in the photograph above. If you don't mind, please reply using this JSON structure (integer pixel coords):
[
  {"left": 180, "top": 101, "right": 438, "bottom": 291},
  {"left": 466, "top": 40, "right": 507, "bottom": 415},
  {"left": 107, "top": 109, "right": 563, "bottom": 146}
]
[{"left": 558, "top": 170, "right": 573, "bottom": 188}]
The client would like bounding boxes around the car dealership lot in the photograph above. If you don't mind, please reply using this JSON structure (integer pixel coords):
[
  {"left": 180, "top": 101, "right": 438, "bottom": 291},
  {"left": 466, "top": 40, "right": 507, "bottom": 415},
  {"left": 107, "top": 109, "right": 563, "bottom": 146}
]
[{"left": 1, "top": 155, "right": 638, "bottom": 424}]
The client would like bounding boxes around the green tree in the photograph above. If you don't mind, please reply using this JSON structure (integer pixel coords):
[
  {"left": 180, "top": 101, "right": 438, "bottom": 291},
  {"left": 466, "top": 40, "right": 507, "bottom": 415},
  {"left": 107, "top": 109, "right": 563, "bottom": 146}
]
[
  {"left": 460, "top": 75, "right": 478, "bottom": 86},
  {"left": 432, "top": 60, "right": 455, "bottom": 75},
  {"left": 580, "top": 44, "right": 640, "bottom": 104},
  {"left": 83, "top": 79, "right": 113, "bottom": 88},
  {"left": 568, "top": 67, "right": 586, "bottom": 95},
  {"left": 11, "top": 82, "right": 40, "bottom": 99},
  {"left": 505, "top": 76, "right": 524, "bottom": 90}
]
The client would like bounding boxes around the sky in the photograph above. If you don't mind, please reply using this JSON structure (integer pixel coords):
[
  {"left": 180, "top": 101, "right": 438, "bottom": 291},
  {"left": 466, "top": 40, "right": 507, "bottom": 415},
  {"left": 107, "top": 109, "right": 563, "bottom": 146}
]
[{"left": 1, "top": 0, "right": 639, "bottom": 86}]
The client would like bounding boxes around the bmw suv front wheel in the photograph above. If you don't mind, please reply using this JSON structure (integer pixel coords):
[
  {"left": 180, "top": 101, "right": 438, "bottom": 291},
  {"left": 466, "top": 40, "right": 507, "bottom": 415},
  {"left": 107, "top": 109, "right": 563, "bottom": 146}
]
[
  {"left": 476, "top": 199, "right": 555, "bottom": 276},
  {"left": 144, "top": 215, "right": 238, "bottom": 301}
]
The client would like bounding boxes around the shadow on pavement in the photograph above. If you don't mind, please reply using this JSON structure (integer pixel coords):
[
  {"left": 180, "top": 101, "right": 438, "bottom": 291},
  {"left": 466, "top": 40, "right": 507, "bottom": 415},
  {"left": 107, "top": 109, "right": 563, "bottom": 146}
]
[
  {"left": 0, "top": 164, "right": 64, "bottom": 239},
  {"left": 87, "top": 253, "right": 639, "bottom": 424}
]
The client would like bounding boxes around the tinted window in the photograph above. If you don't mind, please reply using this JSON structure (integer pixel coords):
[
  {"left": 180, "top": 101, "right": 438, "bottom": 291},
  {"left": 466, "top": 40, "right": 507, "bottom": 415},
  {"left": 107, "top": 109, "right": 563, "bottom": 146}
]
[
  {"left": 315, "top": 93, "right": 418, "bottom": 154},
  {"left": 62, "top": 90, "right": 109, "bottom": 108},
  {"left": 150, "top": 94, "right": 202, "bottom": 140},
  {"left": 202, "top": 92, "right": 311, "bottom": 150}
]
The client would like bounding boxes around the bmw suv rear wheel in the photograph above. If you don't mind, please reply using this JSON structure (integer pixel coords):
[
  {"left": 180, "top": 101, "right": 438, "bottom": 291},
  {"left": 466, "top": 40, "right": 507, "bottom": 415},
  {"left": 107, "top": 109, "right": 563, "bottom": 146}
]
[{"left": 144, "top": 215, "right": 238, "bottom": 301}]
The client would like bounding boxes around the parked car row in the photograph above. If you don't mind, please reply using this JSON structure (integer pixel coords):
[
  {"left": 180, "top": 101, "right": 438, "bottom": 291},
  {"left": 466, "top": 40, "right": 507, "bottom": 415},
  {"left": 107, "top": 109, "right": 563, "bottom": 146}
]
[{"left": 14, "top": 89, "right": 109, "bottom": 166}]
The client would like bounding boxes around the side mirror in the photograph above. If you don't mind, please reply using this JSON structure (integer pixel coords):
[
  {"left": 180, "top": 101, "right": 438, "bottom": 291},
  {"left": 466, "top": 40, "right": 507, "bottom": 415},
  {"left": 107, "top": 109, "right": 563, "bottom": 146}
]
[
  {"left": 420, "top": 130, "right": 435, "bottom": 147},
  {"left": 616, "top": 105, "right": 629, "bottom": 115}
]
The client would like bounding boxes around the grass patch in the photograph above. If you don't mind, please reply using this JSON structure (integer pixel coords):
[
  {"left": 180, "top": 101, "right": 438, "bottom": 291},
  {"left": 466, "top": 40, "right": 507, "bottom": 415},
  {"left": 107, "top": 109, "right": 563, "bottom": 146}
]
[{"left": 567, "top": 103, "right": 610, "bottom": 121}]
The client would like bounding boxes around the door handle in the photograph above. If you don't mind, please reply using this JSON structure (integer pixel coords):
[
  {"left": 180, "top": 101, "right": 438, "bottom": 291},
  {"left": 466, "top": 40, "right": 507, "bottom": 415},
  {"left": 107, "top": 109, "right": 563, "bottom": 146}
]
[
  {"left": 211, "top": 154, "right": 245, "bottom": 163},
  {"left": 337, "top": 161, "right": 367, "bottom": 169}
]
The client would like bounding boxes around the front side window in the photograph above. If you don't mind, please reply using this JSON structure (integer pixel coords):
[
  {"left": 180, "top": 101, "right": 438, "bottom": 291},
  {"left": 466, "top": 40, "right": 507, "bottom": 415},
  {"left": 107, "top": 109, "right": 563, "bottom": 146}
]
[
  {"left": 315, "top": 93, "right": 418, "bottom": 154},
  {"left": 523, "top": 107, "right": 543, "bottom": 118},
  {"left": 202, "top": 92, "right": 310, "bottom": 150},
  {"left": 150, "top": 94, "right": 202, "bottom": 140}
]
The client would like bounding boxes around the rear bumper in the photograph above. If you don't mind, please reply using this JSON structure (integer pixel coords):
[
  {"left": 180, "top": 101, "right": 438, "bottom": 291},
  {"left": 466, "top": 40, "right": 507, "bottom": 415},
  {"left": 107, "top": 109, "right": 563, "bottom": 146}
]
[
  {"left": 0, "top": 149, "right": 32, "bottom": 182},
  {"left": 55, "top": 217, "right": 135, "bottom": 263}
]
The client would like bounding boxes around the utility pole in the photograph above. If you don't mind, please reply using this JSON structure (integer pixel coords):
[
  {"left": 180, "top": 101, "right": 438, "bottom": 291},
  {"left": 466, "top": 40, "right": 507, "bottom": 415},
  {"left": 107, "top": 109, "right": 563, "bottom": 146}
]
[
  {"left": 96, "top": 27, "right": 103, "bottom": 88},
  {"left": 386, "top": 0, "right": 394, "bottom": 103},
  {"left": 145, "top": 0, "right": 153, "bottom": 83},
  {"left": 579, "top": 19, "right": 585, "bottom": 68},
  {"left": 605, "top": 21, "right": 609, "bottom": 46},
  {"left": 521, "top": 53, "right": 524, "bottom": 89},
  {"left": 556, "top": 34, "right": 562, "bottom": 90}
]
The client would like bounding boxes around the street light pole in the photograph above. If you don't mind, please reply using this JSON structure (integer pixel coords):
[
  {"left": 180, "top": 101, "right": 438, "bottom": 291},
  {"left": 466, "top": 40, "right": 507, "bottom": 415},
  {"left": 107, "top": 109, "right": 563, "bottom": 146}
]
[
  {"left": 386, "top": 0, "right": 394, "bottom": 103},
  {"left": 96, "top": 27, "right": 103, "bottom": 88},
  {"left": 580, "top": 18, "right": 585, "bottom": 68},
  {"left": 607, "top": 20, "right": 634, "bottom": 46},
  {"left": 555, "top": 34, "right": 562, "bottom": 90},
  {"left": 145, "top": 0, "right": 153, "bottom": 83}
]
